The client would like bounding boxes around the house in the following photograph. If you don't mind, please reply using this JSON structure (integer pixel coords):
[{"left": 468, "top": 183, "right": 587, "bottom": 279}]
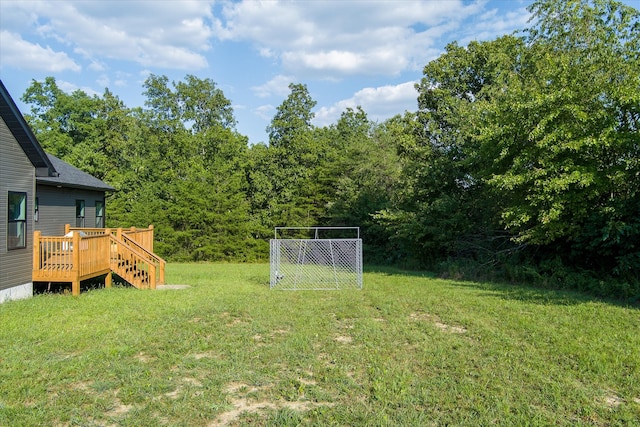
[
  {"left": 1, "top": 80, "right": 164, "bottom": 303},
  {"left": 36, "top": 152, "right": 115, "bottom": 236}
]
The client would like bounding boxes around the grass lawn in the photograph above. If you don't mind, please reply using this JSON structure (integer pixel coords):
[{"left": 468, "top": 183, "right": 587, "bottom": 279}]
[{"left": 1, "top": 263, "right": 639, "bottom": 426}]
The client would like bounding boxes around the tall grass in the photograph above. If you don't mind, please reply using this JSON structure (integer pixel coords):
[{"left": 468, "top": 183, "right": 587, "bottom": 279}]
[{"left": 1, "top": 263, "right": 638, "bottom": 426}]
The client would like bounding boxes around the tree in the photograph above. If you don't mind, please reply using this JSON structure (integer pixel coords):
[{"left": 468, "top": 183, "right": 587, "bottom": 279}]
[
  {"left": 21, "top": 77, "right": 111, "bottom": 178},
  {"left": 139, "top": 75, "right": 253, "bottom": 260},
  {"left": 391, "top": 37, "right": 523, "bottom": 266},
  {"left": 267, "top": 83, "right": 316, "bottom": 150},
  {"left": 408, "top": 0, "right": 639, "bottom": 288},
  {"left": 480, "top": 0, "right": 640, "bottom": 279},
  {"left": 175, "top": 74, "right": 236, "bottom": 133},
  {"left": 327, "top": 108, "right": 403, "bottom": 262},
  {"left": 258, "top": 83, "right": 324, "bottom": 228}
]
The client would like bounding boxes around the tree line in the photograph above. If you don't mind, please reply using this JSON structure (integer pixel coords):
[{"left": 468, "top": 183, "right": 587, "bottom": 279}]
[{"left": 21, "top": 0, "right": 639, "bottom": 300}]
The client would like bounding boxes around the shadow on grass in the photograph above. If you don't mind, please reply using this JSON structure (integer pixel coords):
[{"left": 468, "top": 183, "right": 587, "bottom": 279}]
[
  {"left": 249, "top": 275, "right": 271, "bottom": 288},
  {"left": 450, "top": 279, "right": 638, "bottom": 309},
  {"left": 364, "top": 265, "right": 438, "bottom": 279},
  {"left": 364, "top": 264, "right": 639, "bottom": 309},
  {"left": 33, "top": 274, "right": 135, "bottom": 295}
]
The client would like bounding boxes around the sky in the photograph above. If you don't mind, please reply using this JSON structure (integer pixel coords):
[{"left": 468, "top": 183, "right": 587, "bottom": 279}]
[{"left": 1, "top": 0, "right": 638, "bottom": 146}]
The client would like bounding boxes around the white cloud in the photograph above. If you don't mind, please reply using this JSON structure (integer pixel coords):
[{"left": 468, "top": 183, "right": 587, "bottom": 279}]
[
  {"left": 252, "top": 75, "right": 295, "bottom": 98},
  {"left": 56, "top": 79, "right": 99, "bottom": 96},
  {"left": 255, "top": 104, "right": 276, "bottom": 121},
  {"left": 282, "top": 47, "right": 409, "bottom": 76},
  {"left": 96, "top": 75, "right": 110, "bottom": 88},
  {"left": 315, "top": 81, "right": 419, "bottom": 127},
  {"left": 213, "top": 0, "right": 490, "bottom": 78},
  {"left": 458, "top": 7, "right": 531, "bottom": 45},
  {"left": 0, "top": 30, "right": 81, "bottom": 72},
  {"left": 1, "top": 0, "right": 214, "bottom": 71},
  {"left": 87, "top": 60, "right": 106, "bottom": 72}
]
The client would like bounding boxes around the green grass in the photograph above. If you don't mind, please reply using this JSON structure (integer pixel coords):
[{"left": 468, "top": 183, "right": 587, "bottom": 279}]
[{"left": 1, "top": 263, "right": 639, "bottom": 426}]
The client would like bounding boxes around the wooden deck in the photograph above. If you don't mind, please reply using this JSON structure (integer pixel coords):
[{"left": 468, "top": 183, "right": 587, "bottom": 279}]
[{"left": 33, "top": 225, "right": 166, "bottom": 296}]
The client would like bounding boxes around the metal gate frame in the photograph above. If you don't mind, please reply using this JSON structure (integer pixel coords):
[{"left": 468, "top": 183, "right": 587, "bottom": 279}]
[{"left": 270, "top": 227, "right": 362, "bottom": 290}]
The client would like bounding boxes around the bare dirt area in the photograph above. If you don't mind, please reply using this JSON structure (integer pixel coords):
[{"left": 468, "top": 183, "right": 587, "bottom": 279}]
[
  {"left": 209, "top": 382, "right": 334, "bottom": 426},
  {"left": 410, "top": 312, "right": 467, "bottom": 334},
  {"left": 155, "top": 284, "right": 190, "bottom": 290}
]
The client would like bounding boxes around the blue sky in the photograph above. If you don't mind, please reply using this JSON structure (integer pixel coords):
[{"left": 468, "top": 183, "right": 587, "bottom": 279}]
[{"left": 1, "top": 0, "right": 638, "bottom": 145}]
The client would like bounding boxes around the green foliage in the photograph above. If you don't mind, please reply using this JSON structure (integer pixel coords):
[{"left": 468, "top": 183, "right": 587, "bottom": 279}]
[
  {"left": 484, "top": 0, "right": 640, "bottom": 245},
  {"left": 18, "top": 0, "right": 639, "bottom": 298},
  {"left": 401, "top": 0, "right": 640, "bottom": 294},
  {"left": 251, "top": 83, "right": 330, "bottom": 230},
  {"left": 326, "top": 108, "right": 402, "bottom": 262}
]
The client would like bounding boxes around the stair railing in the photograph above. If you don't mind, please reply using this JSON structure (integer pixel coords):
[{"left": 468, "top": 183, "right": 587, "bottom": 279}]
[{"left": 108, "top": 234, "right": 157, "bottom": 289}]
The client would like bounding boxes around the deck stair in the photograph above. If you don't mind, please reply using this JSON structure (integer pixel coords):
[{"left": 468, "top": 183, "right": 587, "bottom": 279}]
[{"left": 109, "top": 234, "right": 164, "bottom": 289}]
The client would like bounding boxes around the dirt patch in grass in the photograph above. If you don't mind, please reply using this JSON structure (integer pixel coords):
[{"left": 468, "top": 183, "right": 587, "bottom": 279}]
[
  {"left": 226, "top": 318, "right": 247, "bottom": 326},
  {"left": 156, "top": 284, "right": 190, "bottom": 290},
  {"left": 224, "top": 382, "right": 260, "bottom": 395},
  {"left": 604, "top": 395, "right": 623, "bottom": 407},
  {"left": 410, "top": 312, "right": 467, "bottom": 334},
  {"left": 105, "top": 402, "right": 133, "bottom": 417},
  {"left": 298, "top": 377, "right": 317, "bottom": 386},
  {"left": 191, "top": 351, "right": 221, "bottom": 360},
  {"left": 211, "top": 382, "right": 333, "bottom": 426},
  {"left": 135, "top": 352, "right": 154, "bottom": 363},
  {"left": 600, "top": 390, "right": 640, "bottom": 408},
  {"left": 220, "top": 311, "right": 252, "bottom": 327},
  {"left": 335, "top": 334, "right": 353, "bottom": 344},
  {"left": 165, "top": 377, "right": 204, "bottom": 400},
  {"left": 62, "top": 382, "right": 134, "bottom": 420},
  {"left": 435, "top": 322, "right": 467, "bottom": 334}
]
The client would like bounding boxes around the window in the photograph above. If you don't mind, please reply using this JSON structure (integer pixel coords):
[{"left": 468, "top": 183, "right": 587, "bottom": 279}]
[
  {"left": 75, "top": 200, "right": 85, "bottom": 227},
  {"left": 8, "top": 192, "right": 27, "bottom": 249},
  {"left": 34, "top": 197, "right": 39, "bottom": 222},
  {"left": 95, "top": 200, "right": 104, "bottom": 228}
]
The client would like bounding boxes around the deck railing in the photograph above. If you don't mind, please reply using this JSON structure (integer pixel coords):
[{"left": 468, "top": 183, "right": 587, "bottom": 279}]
[
  {"left": 34, "top": 225, "right": 164, "bottom": 295},
  {"left": 66, "top": 225, "right": 156, "bottom": 253},
  {"left": 119, "top": 226, "right": 154, "bottom": 253},
  {"left": 67, "top": 225, "right": 165, "bottom": 285},
  {"left": 33, "top": 231, "right": 112, "bottom": 295}
]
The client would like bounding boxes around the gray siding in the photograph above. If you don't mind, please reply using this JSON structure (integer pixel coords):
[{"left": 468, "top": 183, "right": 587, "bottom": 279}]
[
  {"left": 35, "top": 185, "right": 106, "bottom": 236},
  {"left": 0, "top": 116, "right": 35, "bottom": 292}
]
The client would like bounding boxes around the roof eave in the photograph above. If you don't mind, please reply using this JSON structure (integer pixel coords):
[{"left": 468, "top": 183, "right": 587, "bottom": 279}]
[{"left": 0, "top": 79, "right": 58, "bottom": 177}]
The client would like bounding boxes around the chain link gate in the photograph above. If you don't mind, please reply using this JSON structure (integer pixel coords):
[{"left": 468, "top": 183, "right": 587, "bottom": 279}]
[{"left": 270, "top": 227, "right": 362, "bottom": 290}]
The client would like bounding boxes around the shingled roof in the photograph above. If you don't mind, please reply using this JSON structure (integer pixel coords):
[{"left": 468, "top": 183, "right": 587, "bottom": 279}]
[
  {"left": 0, "top": 79, "right": 57, "bottom": 177},
  {"left": 37, "top": 153, "right": 115, "bottom": 192}
]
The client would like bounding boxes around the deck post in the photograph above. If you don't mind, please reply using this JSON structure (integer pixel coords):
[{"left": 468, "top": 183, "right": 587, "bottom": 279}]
[
  {"left": 105, "top": 271, "right": 112, "bottom": 288},
  {"left": 159, "top": 261, "right": 165, "bottom": 285},
  {"left": 72, "top": 232, "right": 81, "bottom": 296},
  {"left": 150, "top": 264, "right": 157, "bottom": 290},
  {"left": 72, "top": 280, "right": 80, "bottom": 296},
  {"left": 65, "top": 224, "right": 70, "bottom": 234},
  {"left": 148, "top": 225, "right": 154, "bottom": 252},
  {"left": 33, "top": 231, "right": 41, "bottom": 271}
]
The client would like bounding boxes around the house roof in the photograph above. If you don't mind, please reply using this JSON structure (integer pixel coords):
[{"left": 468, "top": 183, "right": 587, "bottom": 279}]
[
  {"left": 37, "top": 153, "right": 115, "bottom": 192},
  {"left": 0, "top": 79, "right": 57, "bottom": 177}
]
